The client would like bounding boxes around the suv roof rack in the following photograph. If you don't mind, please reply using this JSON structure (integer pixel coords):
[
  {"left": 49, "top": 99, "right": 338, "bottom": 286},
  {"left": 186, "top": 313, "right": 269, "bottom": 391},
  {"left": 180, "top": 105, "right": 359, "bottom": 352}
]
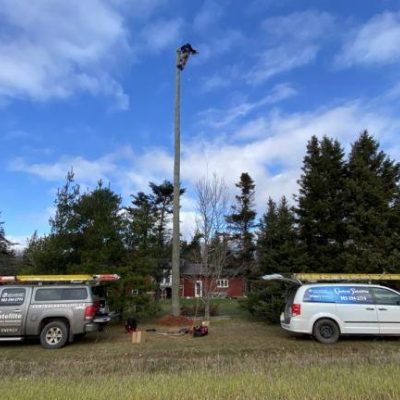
[{"left": 0, "top": 274, "right": 120, "bottom": 284}]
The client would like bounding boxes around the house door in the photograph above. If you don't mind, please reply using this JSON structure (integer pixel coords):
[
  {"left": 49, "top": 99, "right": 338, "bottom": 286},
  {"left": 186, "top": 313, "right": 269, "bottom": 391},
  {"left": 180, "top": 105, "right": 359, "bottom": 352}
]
[{"left": 195, "top": 281, "right": 203, "bottom": 298}]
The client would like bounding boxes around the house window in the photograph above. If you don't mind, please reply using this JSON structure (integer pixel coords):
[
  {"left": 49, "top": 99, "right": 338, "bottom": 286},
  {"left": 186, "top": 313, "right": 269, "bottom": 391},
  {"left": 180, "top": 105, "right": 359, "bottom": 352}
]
[
  {"left": 162, "top": 274, "right": 172, "bottom": 286},
  {"left": 216, "top": 279, "right": 229, "bottom": 288}
]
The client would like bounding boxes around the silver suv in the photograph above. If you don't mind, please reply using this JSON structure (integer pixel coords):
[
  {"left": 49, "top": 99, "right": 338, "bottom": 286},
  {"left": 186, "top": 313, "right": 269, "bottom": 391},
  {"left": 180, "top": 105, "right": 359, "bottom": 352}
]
[{"left": 0, "top": 284, "right": 111, "bottom": 349}]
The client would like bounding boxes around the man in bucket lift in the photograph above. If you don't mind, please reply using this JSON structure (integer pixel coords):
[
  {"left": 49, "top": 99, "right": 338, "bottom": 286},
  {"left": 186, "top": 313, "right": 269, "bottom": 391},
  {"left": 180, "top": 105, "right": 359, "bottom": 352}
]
[{"left": 177, "top": 43, "right": 198, "bottom": 70}]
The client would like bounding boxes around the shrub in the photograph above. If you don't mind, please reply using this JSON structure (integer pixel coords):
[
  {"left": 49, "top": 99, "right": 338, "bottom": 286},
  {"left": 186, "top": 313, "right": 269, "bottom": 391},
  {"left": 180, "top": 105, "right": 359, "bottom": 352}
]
[
  {"left": 241, "top": 282, "right": 286, "bottom": 324},
  {"left": 124, "top": 293, "right": 160, "bottom": 319}
]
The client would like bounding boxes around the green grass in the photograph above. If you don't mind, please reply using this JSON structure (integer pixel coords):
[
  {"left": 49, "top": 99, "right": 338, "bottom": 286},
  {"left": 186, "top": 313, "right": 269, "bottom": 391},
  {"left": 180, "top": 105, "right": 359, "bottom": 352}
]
[
  {"left": 1, "top": 300, "right": 399, "bottom": 399},
  {"left": 2, "top": 365, "right": 400, "bottom": 400}
]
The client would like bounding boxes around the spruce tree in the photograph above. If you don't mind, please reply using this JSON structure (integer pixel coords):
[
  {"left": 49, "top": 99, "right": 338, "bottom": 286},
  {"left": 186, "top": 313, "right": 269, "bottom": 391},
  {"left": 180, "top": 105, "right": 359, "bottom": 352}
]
[
  {"left": 257, "top": 198, "right": 278, "bottom": 274},
  {"left": 226, "top": 172, "right": 257, "bottom": 269},
  {"left": 47, "top": 170, "right": 81, "bottom": 271},
  {"left": 344, "top": 131, "right": 400, "bottom": 272},
  {"left": 257, "top": 197, "right": 304, "bottom": 275},
  {"left": 125, "top": 192, "right": 156, "bottom": 253},
  {"left": 73, "top": 181, "right": 126, "bottom": 273},
  {"left": 295, "top": 136, "right": 347, "bottom": 272},
  {"left": 0, "top": 213, "right": 15, "bottom": 274},
  {"left": 149, "top": 180, "right": 175, "bottom": 249}
]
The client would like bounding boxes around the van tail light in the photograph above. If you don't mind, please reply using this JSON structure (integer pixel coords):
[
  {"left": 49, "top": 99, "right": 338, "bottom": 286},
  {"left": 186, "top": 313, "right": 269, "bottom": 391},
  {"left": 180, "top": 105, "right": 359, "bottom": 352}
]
[
  {"left": 84, "top": 305, "right": 96, "bottom": 320},
  {"left": 291, "top": 304, "right": 301, "bottom": 317}
]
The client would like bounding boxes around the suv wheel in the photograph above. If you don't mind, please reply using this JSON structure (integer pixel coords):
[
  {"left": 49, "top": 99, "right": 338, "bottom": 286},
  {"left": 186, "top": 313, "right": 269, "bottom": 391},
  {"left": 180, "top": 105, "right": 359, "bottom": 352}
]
[
  {"left": 313, "top": 318, "right": 340, "bottom": 344},
  {"left": 40, "top": 320, "right": 69, "bottom": 349}
]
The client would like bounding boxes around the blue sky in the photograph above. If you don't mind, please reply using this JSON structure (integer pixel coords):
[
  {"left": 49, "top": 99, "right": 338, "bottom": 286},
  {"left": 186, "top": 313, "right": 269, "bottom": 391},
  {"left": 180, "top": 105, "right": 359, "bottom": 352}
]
[{"left": 1, "top": 0, "right": 400, "bottom": 249}]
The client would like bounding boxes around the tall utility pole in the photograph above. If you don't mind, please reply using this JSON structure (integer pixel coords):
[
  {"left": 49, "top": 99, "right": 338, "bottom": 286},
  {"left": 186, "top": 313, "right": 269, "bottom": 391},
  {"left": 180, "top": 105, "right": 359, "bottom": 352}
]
[
  {"left": 171, "top": 49, "right": 181, "bottom": 316},
  {"left": 171, "top": 44, "right": 198, "bottom": 316}
]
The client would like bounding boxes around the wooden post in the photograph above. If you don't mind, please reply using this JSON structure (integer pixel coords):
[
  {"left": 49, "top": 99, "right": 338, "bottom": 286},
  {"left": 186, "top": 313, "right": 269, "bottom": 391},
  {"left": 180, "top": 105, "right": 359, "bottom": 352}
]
[
  {"left": 131, "top": 331, "right": 145, "bottom": 344},
  {"left": 172, "top": 49, "right": 181, "bottom": 317}
]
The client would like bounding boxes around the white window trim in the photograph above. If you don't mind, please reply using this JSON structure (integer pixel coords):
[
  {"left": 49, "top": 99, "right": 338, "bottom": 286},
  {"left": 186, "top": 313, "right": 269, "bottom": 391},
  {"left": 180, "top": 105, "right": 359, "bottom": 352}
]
[{"left": 216, "top": 279, "right": 229, "bottom": 288}]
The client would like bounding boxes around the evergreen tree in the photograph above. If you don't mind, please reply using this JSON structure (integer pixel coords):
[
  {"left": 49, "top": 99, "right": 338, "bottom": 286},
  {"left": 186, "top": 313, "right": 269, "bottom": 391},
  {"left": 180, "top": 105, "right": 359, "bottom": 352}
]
[
  {"left": 72, "top": 181, "right": 126, "bottom": 273},
  {"left": 226, "top": 172, "right": 257, "bottom": 269},
  {"left": 50, "top": 170, "right": 80, "bottom": 235},
  {"left": 0, "top": 213, "right": 15, "bottom": 274},
  {"left": 344, "top": 131, "right": 400, "bottom": 272},
  {"left": 125, "top": 180, "right": 185, "bottom": 300},
  {"left": 22, "top": 232, "right": 66, "bottom": 274},
  {"left": 148, "top": 180, "right": 185, "bottom": 250},
  {"left": 45, "top": 170, "right": 81, "bottom": 271},
  {"left": 22, "top": 177, "right": 127, "bottom": 275},
  {"left": 295, "top": 136, "right": 347, "bottom": 272},
  {"left": 125, "top": 192, "right": 156, "bottom": 253},
  {"left": 257, "top": 197, "right": 304, "bottom": 275},
  {"left": 149, "top": 181, "right": 174, "bottom": 248}
]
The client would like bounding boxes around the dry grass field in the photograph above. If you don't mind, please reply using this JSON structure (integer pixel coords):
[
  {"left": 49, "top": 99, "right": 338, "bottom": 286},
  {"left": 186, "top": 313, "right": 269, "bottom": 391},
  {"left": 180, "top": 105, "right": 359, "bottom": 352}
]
[{"left": 1, "top": 301, "right": 400, "bottom": 399}]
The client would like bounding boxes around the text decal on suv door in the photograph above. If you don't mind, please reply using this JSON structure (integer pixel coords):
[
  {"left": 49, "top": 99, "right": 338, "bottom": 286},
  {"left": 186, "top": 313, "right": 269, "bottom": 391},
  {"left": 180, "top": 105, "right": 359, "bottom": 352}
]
[{"left": 303, "top": 286, "right": 374, "bottom": 304}]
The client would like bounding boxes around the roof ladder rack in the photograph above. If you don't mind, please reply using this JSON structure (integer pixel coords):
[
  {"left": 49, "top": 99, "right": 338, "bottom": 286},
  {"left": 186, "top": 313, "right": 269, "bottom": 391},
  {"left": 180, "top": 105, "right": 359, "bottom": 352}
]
[
  {"left": 293, "top": 273, "right": 400, "bottom": 282},
  {"left": 0, "top": 274, "right": 120, "bottom": 284}
]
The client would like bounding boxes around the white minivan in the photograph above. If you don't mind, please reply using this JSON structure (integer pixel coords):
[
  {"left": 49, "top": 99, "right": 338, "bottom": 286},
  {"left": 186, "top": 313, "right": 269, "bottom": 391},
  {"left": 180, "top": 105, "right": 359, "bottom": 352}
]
[{"left": 262, "top": 274, "right": 400, "bottom": 344}]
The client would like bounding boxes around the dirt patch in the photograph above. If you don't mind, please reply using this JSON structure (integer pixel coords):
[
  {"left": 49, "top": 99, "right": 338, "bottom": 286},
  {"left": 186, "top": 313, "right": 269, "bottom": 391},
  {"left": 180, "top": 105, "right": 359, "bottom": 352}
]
[{"left": 158, "top": 314, "right": 193, "bottom": 326}]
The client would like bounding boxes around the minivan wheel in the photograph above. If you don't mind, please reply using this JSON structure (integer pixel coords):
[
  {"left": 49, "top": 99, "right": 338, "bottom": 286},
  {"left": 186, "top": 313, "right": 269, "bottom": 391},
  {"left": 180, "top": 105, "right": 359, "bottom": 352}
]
[
  {"left": 40, "top": 320, "right": 69, "bottom": 349},
  {"left": 313, "top": 319, "right": 340, "bottom": 344}
]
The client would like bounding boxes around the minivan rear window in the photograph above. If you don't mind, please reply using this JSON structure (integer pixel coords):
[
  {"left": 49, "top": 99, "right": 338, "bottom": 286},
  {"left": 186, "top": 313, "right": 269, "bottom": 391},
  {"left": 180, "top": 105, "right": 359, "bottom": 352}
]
[
  {"left": 303, "top": 286, "right": 373, "bottom": 304},
  {"left": 35, "top": 288, "right": 88, "bottom": 301}
]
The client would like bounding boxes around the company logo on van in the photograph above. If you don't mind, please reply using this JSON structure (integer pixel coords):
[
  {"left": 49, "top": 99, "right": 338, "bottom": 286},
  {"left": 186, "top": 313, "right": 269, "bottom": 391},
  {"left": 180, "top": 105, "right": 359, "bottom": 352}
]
[{"left": 304, "top": 286, "right": 373, "bottom": 304}]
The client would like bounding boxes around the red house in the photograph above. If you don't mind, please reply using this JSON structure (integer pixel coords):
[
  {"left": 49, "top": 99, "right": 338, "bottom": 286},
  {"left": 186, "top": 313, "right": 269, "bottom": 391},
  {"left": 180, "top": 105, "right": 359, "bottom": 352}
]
[{"left": 160, "top": 261, "right": 246, "bottom": 299}]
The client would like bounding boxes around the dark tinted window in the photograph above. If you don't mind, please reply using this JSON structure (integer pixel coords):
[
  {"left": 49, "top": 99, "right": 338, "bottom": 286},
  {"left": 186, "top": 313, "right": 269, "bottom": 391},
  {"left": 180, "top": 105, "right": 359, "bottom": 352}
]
[
  {"left": 35, "top": 288, "right": 88, "bottom": 301},
  {"left": 91, "top": 285, "right": 106, "bottom": 298},
  {"left": 0, "top": 288, "right": 26, "bottom": 306},
  {"left": 372, "top": 288, "right": 400, "bottom": 305},
  {"left": 303, "top": 286, "right": 373, "bottom": 304}
]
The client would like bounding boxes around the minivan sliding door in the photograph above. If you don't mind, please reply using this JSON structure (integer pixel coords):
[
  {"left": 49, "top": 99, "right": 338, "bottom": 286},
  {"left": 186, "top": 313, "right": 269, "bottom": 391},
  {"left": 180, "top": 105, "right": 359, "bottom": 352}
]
[
  {"left": 333, "top": 286, "right": 379, "bottom": 335},
  {"left": 371, "top": 288, "right": 400, "bottom": 335}
]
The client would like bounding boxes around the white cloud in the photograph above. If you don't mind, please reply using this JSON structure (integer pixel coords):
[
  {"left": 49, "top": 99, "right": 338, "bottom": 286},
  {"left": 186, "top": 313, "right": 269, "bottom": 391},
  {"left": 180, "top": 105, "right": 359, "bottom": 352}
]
[
  {"left": 193, "top": 0, "right": 224, "bottom": 33},
  {"left": 123, "top": 0, "right": 167, "bottom": 19},
  {"left": 139, "top": 18, "right": 184, "bottom": 54},
  {"left": 9, "top": 155, "right": 117, "bottom": 184},
  {"left": 198, "top": 83, "right": 297, "bottom": 128},
  {"left": 336, "top": 12, "right": 400, "bottom": 67},
  {"left": 183, "top": 92, "right": 400, "bottom": 215},
  {"left": 6, "top": 235, "right": 29, "bottom": 252},
  {"left": 195, "top": 29, "right": 244, "bottom": 63},
  {"left": 0, "top": 0, "right": 131, "bottom": 108},
  {"left": 261, "top": 10, "right": 333, "bottom": 42},
  {"left": 9, "top": 91, "right": 400, "bottom": 238},
  {"left": 201, "top": 73, "right": 232, "bottom": 92},
  {"left": 246, "top": 45, "right": 318, "bottom": 84},
  {"left": 246, "top": 10, "right": 334, "bottom": 84}
]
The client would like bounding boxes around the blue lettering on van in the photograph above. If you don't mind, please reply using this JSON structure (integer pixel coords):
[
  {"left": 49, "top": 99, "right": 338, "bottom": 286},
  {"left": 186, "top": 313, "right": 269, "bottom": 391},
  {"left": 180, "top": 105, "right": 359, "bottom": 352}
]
[{"left": 303, "top": 286, "right": 373, "bottom": 304}]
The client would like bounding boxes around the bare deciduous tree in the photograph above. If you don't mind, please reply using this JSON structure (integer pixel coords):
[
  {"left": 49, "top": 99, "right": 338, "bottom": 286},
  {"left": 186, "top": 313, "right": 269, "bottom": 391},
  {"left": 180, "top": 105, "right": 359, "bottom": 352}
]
[{"left": 195, "top": 174, "right": 230, "bottom": 319}]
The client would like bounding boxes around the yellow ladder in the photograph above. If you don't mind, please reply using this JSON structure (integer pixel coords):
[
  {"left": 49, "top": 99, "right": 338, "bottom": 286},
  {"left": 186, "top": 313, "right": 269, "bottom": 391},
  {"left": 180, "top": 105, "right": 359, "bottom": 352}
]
[
  {"left": 294, "top": 273, "right": 400, "bottom": 282},
  {"left": 0, "top": 274, "right": 120, "bottom": 284}
]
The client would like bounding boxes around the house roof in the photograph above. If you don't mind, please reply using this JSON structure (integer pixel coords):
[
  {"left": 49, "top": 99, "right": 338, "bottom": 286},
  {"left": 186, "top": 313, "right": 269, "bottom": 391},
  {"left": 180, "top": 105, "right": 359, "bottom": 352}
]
[{"left": 181, "top": 262, "right": 205, "bottom": 275}]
